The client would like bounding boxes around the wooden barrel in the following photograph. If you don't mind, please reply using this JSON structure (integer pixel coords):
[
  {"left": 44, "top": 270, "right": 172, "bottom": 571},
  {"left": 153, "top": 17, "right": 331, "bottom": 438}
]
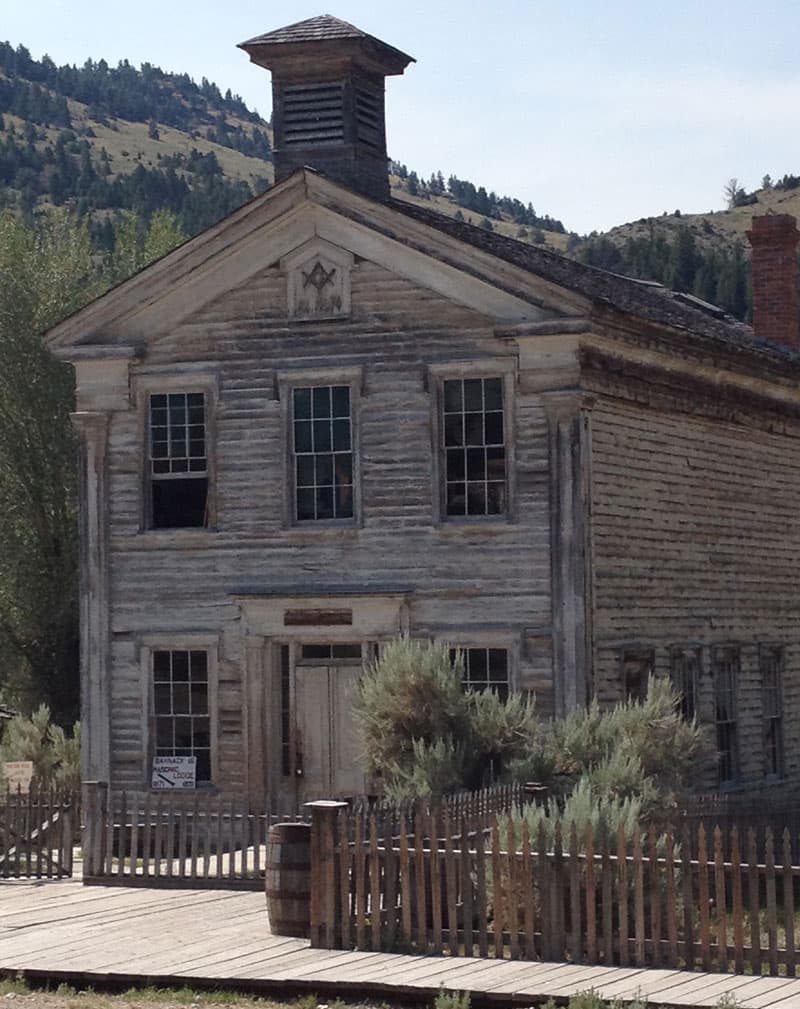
[{"left": 265, "top": 822, "right": 312, "bottom": 938}]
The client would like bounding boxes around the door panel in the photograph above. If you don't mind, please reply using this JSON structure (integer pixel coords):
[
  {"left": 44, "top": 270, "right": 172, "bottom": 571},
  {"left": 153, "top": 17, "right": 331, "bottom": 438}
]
[
  {"left": 295, "top": 662, "right": 364, "bottom": 798},
  {"left": 294, "top": 665, "right": 329, "bottom": 798},
  {"left": 331, "top": 665, "right": 365, "bottom": 796}
]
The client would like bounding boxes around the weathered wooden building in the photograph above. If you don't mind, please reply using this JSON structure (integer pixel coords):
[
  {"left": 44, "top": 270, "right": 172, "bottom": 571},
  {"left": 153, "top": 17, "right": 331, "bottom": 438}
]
[{"left": 46, "top": 16, "right": 800, "bottom": 807}]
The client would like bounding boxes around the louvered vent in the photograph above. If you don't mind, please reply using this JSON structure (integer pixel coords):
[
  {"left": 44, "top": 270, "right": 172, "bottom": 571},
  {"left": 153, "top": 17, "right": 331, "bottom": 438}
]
[
  {"left": 283, "top": 82, "right": 344, "bottom": 145},
  {"left": 355, "top": 88, "right": 383, "bottom": 151}
]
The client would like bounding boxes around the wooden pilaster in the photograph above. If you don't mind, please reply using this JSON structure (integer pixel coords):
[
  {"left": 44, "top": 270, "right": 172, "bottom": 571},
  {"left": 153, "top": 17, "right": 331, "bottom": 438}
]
[
  {"left": 243, "top": 633, "right": 269, "bottom": 811},
  {"left": 544, "top": 392, "right": 593, "bottom": 716},
  {"left": 72, "top": 411, "right": 111, "bottom": 783}
]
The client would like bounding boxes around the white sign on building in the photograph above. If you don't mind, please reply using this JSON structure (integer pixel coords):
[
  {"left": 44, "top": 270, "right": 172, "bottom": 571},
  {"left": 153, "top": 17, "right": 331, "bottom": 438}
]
[{"left": 151, "top": 756, "right": 196, "bottom": 790}]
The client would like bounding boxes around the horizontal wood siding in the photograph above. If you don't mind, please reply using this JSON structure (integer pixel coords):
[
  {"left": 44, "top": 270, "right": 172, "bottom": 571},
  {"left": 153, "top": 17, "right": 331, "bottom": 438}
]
[
  {"left": 589, "top": 395, "right": 800, "bottom": 791},
  {"left": 104, "top": 261, "right": 555, "bottom": 793}
]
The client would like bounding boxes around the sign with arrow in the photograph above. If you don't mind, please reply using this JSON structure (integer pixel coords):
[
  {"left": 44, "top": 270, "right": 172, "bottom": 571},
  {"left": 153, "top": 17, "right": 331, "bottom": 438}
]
[{"left": 151, "top": 755, "right": 196, "bottom": 790}]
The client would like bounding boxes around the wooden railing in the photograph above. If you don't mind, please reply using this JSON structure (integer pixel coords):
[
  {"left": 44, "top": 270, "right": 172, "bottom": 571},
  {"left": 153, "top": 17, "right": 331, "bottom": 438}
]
[
  {"left": 309, "top": 804, "right": 800, "bottom": 976},
  {"left": 0, "top": 786, "right": 76, "bottom": 879},
  {"left": 82, "top": 782, "right": 308, "bottom": 889}
]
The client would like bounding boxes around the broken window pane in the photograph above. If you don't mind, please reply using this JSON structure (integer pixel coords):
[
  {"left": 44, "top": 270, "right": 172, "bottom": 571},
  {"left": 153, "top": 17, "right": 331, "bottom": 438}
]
[{"left": 149, "top": 392, "right": 209, "bottom": 529}]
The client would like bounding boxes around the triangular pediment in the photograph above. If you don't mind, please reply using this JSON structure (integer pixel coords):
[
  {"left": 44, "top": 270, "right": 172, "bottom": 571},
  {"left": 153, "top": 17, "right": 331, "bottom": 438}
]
[{"left": 47, "top": 170, "right": 591, "bottom": 356}]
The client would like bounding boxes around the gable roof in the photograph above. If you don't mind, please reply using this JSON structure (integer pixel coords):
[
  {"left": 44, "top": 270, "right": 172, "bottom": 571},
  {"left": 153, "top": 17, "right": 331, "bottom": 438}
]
[
  {"left": 44, "top": 166, "right": 794, "bottom": 376},
  {"left": 390, "top": 199, "right": 760, "bottom": 353}
]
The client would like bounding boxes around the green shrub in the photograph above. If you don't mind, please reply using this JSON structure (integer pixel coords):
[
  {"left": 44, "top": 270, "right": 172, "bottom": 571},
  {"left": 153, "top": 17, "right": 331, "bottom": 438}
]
[
  {"left": 353, "top": 637, "right": 536, "bottom": 800},
  {"left": 0, "top": 703, "right": 80, "bottom": 791}
]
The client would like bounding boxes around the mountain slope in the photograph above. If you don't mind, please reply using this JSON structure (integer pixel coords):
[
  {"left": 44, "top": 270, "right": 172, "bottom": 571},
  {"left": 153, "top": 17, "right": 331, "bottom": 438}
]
[{"left": 3, "top": 41, "right": 796, "bottom": 322}]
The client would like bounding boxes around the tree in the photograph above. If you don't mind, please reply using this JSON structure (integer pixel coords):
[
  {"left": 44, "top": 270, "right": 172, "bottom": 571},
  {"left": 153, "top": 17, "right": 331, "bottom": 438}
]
[
  {"left": 0, "top": 208, "right": 185, "bottom": 723},
  {"left": 724, "top": 177, "right": 742, "bottom": 209},
  {"left": 0, "top": 211, "right": 98, "bottom": 722}
]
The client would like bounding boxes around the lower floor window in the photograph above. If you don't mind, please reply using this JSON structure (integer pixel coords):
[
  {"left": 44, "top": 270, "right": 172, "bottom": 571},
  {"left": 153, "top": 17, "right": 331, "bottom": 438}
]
[
  {"left": 153, "top": 649, "right": 211, "bottom": 783},
  {"left": 760, "top": 645, "right": 784, "bottom": 779},
  {"left": 670, "top": 647, "right": 700, "bottom": 721},
  {"left": 622, "top": 649, "right": 654, "bottom": 703},
  {"left": 712, "top": 646, "right": 740, "bottom": 786},
  {"left": 452, "top": 647, "right": 509, "bottom": 700}
]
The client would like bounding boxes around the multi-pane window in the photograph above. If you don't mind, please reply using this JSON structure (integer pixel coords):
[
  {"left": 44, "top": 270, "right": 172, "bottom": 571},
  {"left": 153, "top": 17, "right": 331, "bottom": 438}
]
[
  {"left": 622, "top": 649, "right": 654, "bottom": 703},
  {"left": 292, "top": 386, "right": 353, "bottom": 521},
  {"left": 442, "top": 377, "right": 506, "bottom": 517},
  {"left": 761, "top": 646, "right": 784, "bottom": 779},
  {"left": 153, "top": 649, "right": 211, "bottom": 783},
  {"left": 670, "top": 647, "right": 700, "bottom": 721},
  {"left": 451, "top": 647, "right": 509, "bottom": 701},
  {"left": 712, "top": 646, "right": 740, "bottom": 786},
  {"left": 300, "top": 643, "right": 362, "bottom": 661},
  {"left": 149, "top": 392, "right": 208, "bottom": 528}
]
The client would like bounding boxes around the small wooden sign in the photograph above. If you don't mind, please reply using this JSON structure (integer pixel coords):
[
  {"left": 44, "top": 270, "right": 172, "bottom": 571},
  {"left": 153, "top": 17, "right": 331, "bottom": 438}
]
[
  {"left": 284, "top": 608, "right": 353, "bottom": 626},
  {"left": 3, "top": 760, "right": 34, "bottom": 793},
  {"left": 151, "top": 756, "right": 196, "bottom": 790}
]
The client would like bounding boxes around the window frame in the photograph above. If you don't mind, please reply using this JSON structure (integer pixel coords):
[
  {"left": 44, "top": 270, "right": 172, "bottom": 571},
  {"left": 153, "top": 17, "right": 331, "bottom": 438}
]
[
  {"left": 759, "top": 644, "right": 785, "bottom": 781},
  {"left": 438, "top": 633, "right": 518, "bottom": 696},
  {"left": 428, "top": 360, "right": 516, "bottom": 525},
  {"left": 711, "top": 644, "right": 741, "bottom": 789},
  {"left": 133, "top": 370, "right": 219, "bottom": 534},
  {"left": 450, "top": 644, "right": 512, "bottom": 701},
  {"left": 139, "top": 634, "right": 220, "bottom": 790},
  {"left": 278, "top": 366, "right": 363, "bottom": 529}
]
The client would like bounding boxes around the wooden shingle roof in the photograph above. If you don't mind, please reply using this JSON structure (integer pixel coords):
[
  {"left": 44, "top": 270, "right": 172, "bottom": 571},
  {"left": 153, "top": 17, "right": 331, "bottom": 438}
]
[
  {"left": 238, "top": 15, "right": 414, "bottom": 71},
  {"left": 241, "top": 14, "right": 367, "bottom": 46}
]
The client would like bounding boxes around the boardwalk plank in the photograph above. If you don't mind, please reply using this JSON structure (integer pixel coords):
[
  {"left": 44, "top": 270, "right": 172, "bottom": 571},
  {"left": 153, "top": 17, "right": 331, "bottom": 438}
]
[{"left": 7, "top": 876, "right": 800, "bottom": 1009}]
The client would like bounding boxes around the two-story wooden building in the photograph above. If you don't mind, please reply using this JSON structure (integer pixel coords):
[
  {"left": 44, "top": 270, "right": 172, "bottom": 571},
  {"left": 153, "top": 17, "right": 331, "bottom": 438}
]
[{"left": 47, "top": 16, "right": 800, "bottom": 808}]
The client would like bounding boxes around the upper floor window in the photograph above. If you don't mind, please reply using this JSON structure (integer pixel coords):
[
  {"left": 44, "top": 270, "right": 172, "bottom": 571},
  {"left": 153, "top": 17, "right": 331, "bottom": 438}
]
[
  {"left": 149, "top": 392, "right": 208, "bottom": 528},
  {"left": 712, "top": 646, "right": 740, "bottom": 786},
  {"left": 442, "top": 377, "right": 506, "bottom": 517},
  {"left": 292, "top": 385, "right": 353, "bottom": 522},
  {"left": 760, "top": 645, "right": 784, "bottom": 779},
  {"left": 152, "top": 648, "right": 211, "bottom": 784},
  {"left": 451, "top": 646, "right": 509, "bottom": 701}
]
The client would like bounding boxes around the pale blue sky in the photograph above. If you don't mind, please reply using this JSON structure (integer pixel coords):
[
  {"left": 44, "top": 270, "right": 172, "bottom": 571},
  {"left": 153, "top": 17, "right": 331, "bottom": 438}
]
[{"left": 5, "top": 1, "right": 800, "bottom": 233}]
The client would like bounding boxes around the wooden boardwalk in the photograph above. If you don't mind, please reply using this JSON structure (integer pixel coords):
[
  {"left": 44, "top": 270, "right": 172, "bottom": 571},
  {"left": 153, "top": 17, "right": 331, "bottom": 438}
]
[{"left": 3, "top": 878, "right": 800, "bottom": 1008}]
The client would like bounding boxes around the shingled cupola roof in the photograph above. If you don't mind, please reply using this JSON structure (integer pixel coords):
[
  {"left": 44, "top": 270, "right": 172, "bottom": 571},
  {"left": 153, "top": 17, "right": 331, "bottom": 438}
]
[{"left": 239, "top": 15, "right": 414, "bottom": 202}]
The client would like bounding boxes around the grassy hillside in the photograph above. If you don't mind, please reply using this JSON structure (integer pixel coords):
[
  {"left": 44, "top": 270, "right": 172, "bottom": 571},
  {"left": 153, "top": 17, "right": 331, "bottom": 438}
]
[{"left": 3, "top": 40, "right": 799, "bottom": 321}]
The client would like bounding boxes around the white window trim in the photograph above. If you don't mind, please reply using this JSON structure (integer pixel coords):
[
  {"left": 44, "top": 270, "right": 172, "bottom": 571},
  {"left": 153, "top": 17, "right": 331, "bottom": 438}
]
[
  {"left": 139, "top": 633, "right": 220, "bottom": 790},
  {"left": 427, "top": 358, "right": 517, "bottom": 525},
  {"left": 131, "top": 368, "right": 220, "bottom": 534},
  {"left": 276, "top": 365, "right": 364, "bottom": 529}
]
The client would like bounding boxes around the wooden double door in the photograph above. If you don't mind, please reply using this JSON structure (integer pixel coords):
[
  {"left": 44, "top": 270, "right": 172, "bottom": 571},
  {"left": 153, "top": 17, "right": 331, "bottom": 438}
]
[{"left": 294, "top": 657, "right": 365, "bottom": 799}]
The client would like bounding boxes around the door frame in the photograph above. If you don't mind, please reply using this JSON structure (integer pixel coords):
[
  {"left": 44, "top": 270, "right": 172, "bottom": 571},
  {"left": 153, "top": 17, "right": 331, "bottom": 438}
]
[{"left": 237, "top": 591, "right": 410, "bottom": 810}]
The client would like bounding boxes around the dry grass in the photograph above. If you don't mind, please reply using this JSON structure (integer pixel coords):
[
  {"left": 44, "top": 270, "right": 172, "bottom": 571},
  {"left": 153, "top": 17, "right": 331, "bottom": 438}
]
[{"left": 0, "top": 980, "right": 396, "bottom": 1009}]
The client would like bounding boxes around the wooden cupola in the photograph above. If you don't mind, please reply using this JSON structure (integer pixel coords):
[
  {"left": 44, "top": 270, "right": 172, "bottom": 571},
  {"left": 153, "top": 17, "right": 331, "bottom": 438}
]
[{"left": 239, "top": 15, "right": 415, "bottom": 202}]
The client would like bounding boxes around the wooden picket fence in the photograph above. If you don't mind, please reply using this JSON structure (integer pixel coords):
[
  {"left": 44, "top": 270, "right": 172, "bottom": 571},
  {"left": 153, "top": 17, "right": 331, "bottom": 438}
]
[
  {"left": 0, "top": 786, "right": 76, "bottom": 879},
  {"left": 82, "top": 782, "right": 309, "bottom": 889},
  {"left": 309, "top": 804, "right": 800, "bottom": 976}
]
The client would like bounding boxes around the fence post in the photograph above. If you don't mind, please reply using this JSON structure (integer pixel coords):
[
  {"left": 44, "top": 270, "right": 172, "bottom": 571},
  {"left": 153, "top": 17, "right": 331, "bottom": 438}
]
[
  {"left": 306, "top": 800, "right": 348, "bottom": 949},
  {"left": 82, "top": 781, "right": 108, "bottom": 878}
]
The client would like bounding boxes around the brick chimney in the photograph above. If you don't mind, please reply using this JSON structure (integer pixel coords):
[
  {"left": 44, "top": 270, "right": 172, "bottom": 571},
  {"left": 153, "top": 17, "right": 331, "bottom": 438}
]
[
  {"left": 747, "top": 214, "right": 800, "bottom": 349},
  {"left": 238, "top": 15, "right": 414, "bottom": 202}
]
